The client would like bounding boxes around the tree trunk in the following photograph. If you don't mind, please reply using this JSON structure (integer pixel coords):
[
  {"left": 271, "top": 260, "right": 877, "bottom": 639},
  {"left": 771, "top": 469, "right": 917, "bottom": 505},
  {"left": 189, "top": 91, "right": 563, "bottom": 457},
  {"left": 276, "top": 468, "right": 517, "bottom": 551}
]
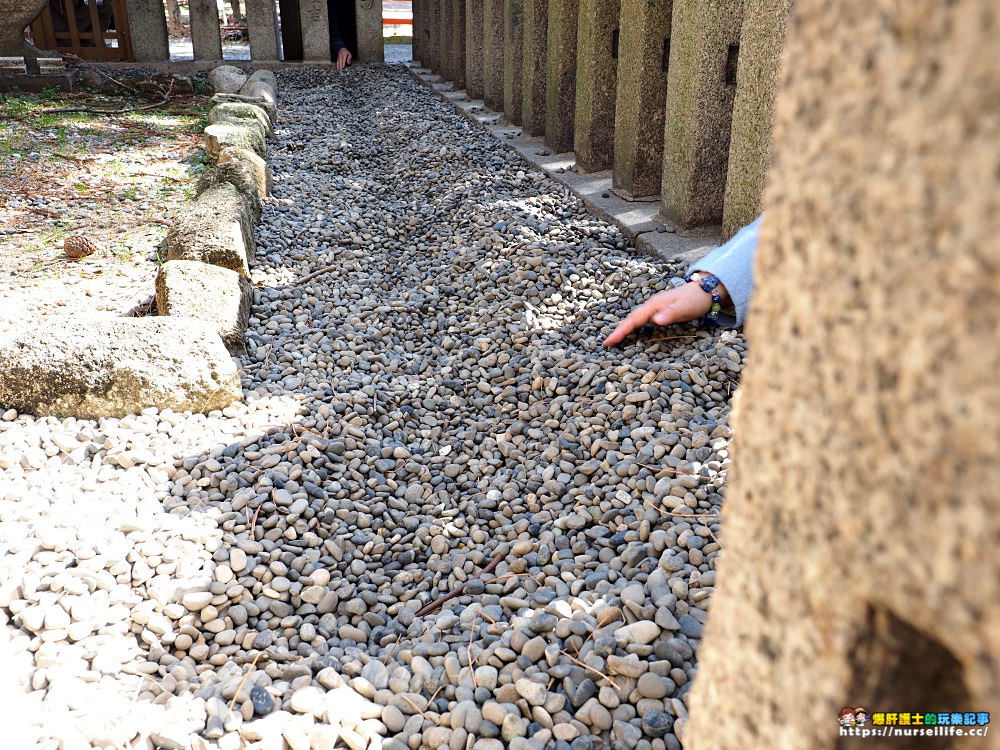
[
  {"left": 165, "top": 0, "right": 181, "bottom": 33},
  {"left": 229, "top": 0, "right": 242, "bottom": 22}
]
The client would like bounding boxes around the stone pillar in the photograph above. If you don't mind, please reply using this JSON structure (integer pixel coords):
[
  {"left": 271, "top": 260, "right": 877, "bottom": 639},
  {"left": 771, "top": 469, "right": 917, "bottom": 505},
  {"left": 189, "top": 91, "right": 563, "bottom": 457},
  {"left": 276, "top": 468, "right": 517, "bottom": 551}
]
[
  {"left": 412, "top": 0, "right": 424, "bottom": 63},
  {"left": 483, "top": 0, "right": 505, "bottom": 111},
  {"left": 465, "top": 0, "right": 485, "bottom": 98},
  {"left": 503, "top": 0, "right": 524, "bottom": 125},
  {"left": 684, "top": 1, "right": 1000, "bottom": 748},
  {"left": 521, "top": 0, "right": 549, "bottom": 136},
  {"left": 246, "top": 0, "right": 281, "bottom": 61},
  {"left": 189, "top": 0, "right": 223, "bottom": 61},
  {"left": 612, "top": 0, "right": 671, "bottom": 198},
  {"left": 658, "top": 0, "right": 744, "bottom": 228},
  {"left": 544, "top": 0, "right": 579, "bottom": 153},
  {"left": 451, "top": 0, "right": 467, "bottom": 89},
  {"left": 441, "top": 0, "right": 455, "bottom": 79},
  {"left": 427, "top": 0, "right": 442, "bottom": 71},
  {"left": 721, "top": 0, "right": 791, "bottom": 238},
  {"left": 355, "top": 0, "right": 385, "bottom": 62},
  {"left": 124, "top": 0, "right": 170, "bottom": 62},
  {"left": 298, "top": 0, "right": 330, "bottom": 61},
  {"left": 573, "top": 0, "right": 620, "bottom": 172}
]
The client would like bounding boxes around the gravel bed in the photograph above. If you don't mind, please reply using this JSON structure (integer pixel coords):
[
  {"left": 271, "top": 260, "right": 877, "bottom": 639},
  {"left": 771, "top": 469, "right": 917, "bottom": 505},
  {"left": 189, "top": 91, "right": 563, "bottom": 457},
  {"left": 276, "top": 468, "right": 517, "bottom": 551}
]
[{"left": 0, "top": 65, "right": 743, "bottom": 750}]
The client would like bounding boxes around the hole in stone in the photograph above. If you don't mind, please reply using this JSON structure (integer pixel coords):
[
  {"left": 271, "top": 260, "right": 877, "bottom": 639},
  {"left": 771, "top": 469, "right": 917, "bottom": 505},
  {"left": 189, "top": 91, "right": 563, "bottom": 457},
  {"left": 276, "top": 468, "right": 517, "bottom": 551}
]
[
  {"left": 725, "top": 43, "right": 739, "bottom": 85},
  {"left": 662, "top": 36, "right": 671, "bottom": 73},
  {"left": 611, "top": 28, "right": 619, "bottom": 59},
  {"left": 839, "top": 605, "right": 971, "bottom": 750}
]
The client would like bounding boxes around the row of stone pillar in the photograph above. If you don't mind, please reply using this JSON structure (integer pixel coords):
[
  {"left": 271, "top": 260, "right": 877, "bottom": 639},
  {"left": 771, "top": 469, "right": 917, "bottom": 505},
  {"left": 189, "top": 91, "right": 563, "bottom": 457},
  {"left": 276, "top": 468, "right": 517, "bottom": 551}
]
[
  {"left": 413, "top": 0, "right": 791, "bottom": 237},
  {"left": 123, "top": 0, "right": 383, "bottom": 66}
]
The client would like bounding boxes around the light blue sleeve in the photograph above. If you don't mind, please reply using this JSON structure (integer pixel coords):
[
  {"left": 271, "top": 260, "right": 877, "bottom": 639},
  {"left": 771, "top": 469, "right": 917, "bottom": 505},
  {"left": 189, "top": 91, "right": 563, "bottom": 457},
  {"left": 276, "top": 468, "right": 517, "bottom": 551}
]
[{"left": 690, "top": 215, "right": 762, "bottom": 326}]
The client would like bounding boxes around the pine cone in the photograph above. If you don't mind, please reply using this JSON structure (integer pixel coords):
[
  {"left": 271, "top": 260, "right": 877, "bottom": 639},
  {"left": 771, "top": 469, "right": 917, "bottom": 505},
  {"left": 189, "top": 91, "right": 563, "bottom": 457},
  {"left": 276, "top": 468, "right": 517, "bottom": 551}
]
[{"left": 64, "top": 235, "right": 100, "bottom": 259}]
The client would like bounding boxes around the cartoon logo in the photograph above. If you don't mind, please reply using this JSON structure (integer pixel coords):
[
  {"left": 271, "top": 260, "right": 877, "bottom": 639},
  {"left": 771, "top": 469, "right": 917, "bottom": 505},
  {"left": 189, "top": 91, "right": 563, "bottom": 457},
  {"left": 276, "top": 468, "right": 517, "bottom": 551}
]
[
  {"left": 855, "top": 708, "right": 868, "bottom": 727},
  {"left": 839, "top": 707, "right": 856, "bottom": 726}
]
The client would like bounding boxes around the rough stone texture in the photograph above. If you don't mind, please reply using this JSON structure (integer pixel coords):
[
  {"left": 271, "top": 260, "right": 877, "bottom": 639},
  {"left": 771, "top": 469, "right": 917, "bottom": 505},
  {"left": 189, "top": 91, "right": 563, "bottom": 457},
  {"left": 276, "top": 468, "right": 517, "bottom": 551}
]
[
  {"left": 189, "top": 0, "right": 223, "bottom": 61},
  {"left": 0, "top": 0, "right": 46, "bottom": 57},
  {"left": 412, "top": 0, "right": 423, "bottom": 62},
  {"left": 0, "top": 318, "right": 241, "bottom": 419},
  {"left": 658, "top": 0, "right": 744, "bottom": 228},
  {"left": 482, "top": 0, "right": 505, "bottom": 112},
  {"left": 521, "top": 0, "right": 549, "bottom": 136},
  {"left": 196, "top": 160, "right": 262, "bottom": 223},
  {"left": 544, "top": 0, "right": 580, "bottom": 153},
  {"left": 450, "top": 0, "right": 466, "bottom": 89},
  {"left": 207, "top": 66, "right": 249, "bottom": 95},
  {"left": 239, "top": 76, "right": 277, "bottom": 110},
  {"left": 155, "top": 261, "right": 254, "bottom": 355},
  {"left": 612, "top": 0, "right": 671, "bottom": 198},
  {"left": 355, "top": 0, "right": 385, "bottom": 62},
  {"left": 721, "top": 0, "right": 790, "bottom": 239},
  {"left": 246, "top": 69, "right": 278, "bottom": 92},
  {"left": 166, "top": 185, "right": 256, "bottom": 278},
  {"left": 204, "top": 121, "right": 267, "bottom": 158},
  {"left": 573, "top": 0, "right": 620, "bottom": 172},
  {"left": 299, "top": 0, "right": 331, "bottom": 61},
  {"left": 426, "top": 0, "right": 441, "bottom": 72},
  {"left": 440, "top": 0, "right": 455, "bottom": 80},
  {"left": 685, "top": 2, "right": 1000, "bottom": 749},
  {"left": 218, "top": 146, "right": 272, "bottom": 198},
  {"left": 246, "top": 0, "right": 281, "bottom": 60},
  {"left": 211, "top": 93, "right": 277, "bottom": 125},
  {"left": 502, "top": 0, "right": 524, "bottom": 125},
  {"left": 208, "top": 102, "right": 273, "bottom": 137},
  {"left": 464, "top": 0, "right": 484, "bottom": 99},
  {"left": 123, "top": 0, "right": 170, "bottom": 62}
]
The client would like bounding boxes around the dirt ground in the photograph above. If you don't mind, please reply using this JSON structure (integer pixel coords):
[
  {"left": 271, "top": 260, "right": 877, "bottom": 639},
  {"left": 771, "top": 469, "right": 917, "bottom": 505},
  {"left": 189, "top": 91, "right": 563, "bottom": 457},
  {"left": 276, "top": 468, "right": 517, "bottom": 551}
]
[{"left": 0, "top": 75, "right": 213, "bottom": 331}]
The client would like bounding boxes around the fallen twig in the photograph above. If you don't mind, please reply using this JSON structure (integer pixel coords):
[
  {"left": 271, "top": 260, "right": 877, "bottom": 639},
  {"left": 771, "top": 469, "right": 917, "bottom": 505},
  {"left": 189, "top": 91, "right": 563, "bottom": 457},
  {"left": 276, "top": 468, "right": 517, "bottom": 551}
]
[
  {"left": 415, "top": 550, "right": 506, "bottom": 617},
  {"left": 290, "top": 263, "right": 342, "bottom": 286},
  {"left": 228, "top": 650, "right": 264, "bottom": 715},
  {"left": 560, "top": 650, "right": 621, "bottom": 691}
]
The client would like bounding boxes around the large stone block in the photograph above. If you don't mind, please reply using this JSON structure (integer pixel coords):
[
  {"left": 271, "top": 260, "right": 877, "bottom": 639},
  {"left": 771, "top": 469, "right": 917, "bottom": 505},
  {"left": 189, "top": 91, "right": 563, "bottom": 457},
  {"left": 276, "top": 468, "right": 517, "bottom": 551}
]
[
  {"left": 544, "top": 0, "right": 579, "bottom": 153},
  {"left": 355, "top": 0, "right": 385, "bottom": 62},
  {"left": 218, "top": 146, "right": 273, "bottom": 198},
  {"left": 189, "top": 0, "right": 223, "bottom": 61},
  {"left": 521, "top": 0, "right": 549, "bottom": 136},
  {"left": 503, "top": 0, "right": 524, "bottom": 125},
  {"left": 427, "top": 0, "right": 442, "bottom": 71},
  {"left": 124, "top": 0, "right": 170, "bottom": 62},
  {"left": 211, "top": 93, "right": 277, "bottom": 126},
  {"left": 156, "top": 261, "right": 254, "bottom": 355},
  {"left": 440, "top": 0, "right": 455, "bottom": 79},
  {"left": 612, "top": 0, "right": 671, "bottom": 199},
  {"left": 483, "top": 0, "right": 506, "bottom": 111},
  {"left": 721, "top": 0, "right": 791, "bottom": 239},
  {"left": 196, "top": 160, "right": 262, "bottom": 223},
  {"left": 685, "top": 2, "right": 1000, "bottom": 749},
  {"left": 658, "top": 0, "right": 744, "bottom": 228},
  {"left": 0, "top": 0, "right": 46, "bottom": 57},
  {"left": 464, "top": 0, "right": 485, "bottom": 98},
  {"left": 208, "top": 101, "right": 273, "bottom": 138},
  {"left": 412, "top": 0, "right": 425, "bottom": 63},
  {"left": 166, "top": 185, "right": 257, "bottom": 277},
  {"left": 204, "top": 120, "right": 267, "bottom": 158},
  {"left": 0, "top": 318, "right": 242, "bottom": 419},
  {"left": 573, "top": 0, "right": 620, "bottom": 172},
  {"left": 207, "top": 65, "right": 248, "bottom": 94}
]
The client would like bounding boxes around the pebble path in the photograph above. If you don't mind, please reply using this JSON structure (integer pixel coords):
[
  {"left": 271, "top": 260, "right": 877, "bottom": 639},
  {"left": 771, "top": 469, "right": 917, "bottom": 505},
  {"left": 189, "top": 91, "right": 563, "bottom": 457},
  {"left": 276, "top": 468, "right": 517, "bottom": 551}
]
[{"left": 0, "top": 65, "right": 745, "bottom": 750}]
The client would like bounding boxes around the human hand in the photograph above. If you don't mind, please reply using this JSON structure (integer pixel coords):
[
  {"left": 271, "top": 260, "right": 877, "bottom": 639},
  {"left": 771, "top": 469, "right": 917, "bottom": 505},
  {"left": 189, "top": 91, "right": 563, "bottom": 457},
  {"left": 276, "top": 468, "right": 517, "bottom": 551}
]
[
  {"left": 602, "top": 280, "right": 725, "bottom": 347},
  {"left": 337, "top": 48, "right": 353, "bottom": 70}
]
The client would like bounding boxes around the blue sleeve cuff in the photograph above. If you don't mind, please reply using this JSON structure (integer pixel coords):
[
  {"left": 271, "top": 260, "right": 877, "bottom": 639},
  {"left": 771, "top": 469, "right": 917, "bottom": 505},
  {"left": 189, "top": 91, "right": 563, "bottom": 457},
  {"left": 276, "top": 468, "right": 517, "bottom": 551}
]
[{"left": 689, "top": 215, "right": 762, "bottom": 326}]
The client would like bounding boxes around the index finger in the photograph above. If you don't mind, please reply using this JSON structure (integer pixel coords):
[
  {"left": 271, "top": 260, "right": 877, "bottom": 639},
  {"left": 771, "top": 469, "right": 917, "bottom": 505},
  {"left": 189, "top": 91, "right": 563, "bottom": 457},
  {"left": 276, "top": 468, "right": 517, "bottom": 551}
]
[{"left": 603, "top": 303, "right": 657, "bottom": 347}]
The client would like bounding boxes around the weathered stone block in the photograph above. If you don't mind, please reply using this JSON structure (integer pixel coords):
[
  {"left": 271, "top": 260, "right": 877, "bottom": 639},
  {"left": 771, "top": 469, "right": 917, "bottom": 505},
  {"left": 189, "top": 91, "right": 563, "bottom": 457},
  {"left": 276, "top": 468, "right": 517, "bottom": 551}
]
[
  {"left": 721, "top": 0, "right": 791, "bottom": 239},
  {"left": 658, "top": 0, "right": 744, "bottom": 228},
  {"left": 465, "top": 0, "right": 485, "bottom": 98},
  {"left": 355, "top": 0, "right": 385, "bottom": 62},
  {"left": 483, "top": 0, "right": 506, "bottom": 111},
  {"left": 450, "top": 0, "right": 467, "bottom": 89},
  {"left": 503, "top": 0, "right": 524, "bottom": 125},
  {"left": 299, "top": 0, "right": 331, "bottom": 61},
  {"left": 166, "top": 185, "right": 256, "bottom": 277},
  {"left": 204, "top": 121, "right": 266, "bottom": 158},
  {"left": 156, "top": 261, "right": 254, "bottom": 355},
  {"left": 196, "top": 161, "right": 262, "bottom": 223},
  {"left": 521, "top": 0, "right": 549, "bottom": 136},
  {"left": 440, "top": 0, "right": 455, "bottom": 80},
  {"left": 0, "top": 318, "right": 241, "bottom": 419},
  {"left": 544, "top": 0, "right": 579, "bottom": 153},
  {"left": 208, "top": 102, "right": 273, "bottom": 137},
  {"left": 210, "top": 93, "right": 277, "bottom": 126},
  {"left": 218, "top": 146, "right": 272, "bottom": 198},
  {"left": 573, "top": 0, "right": 620, "bottom": 172},
  {"left": 0, "top": 0, "right": 46, "bottom": 57},
  {"left": 207, "top": 65, "right": 248, "bottom": 94},
  {"left": 245, "top": 0, "right": 281, "bottom": 60},
  {"left": 685, "top": 2, "right": 1000, "bottom": 748},
  {"left": 612, "top": 0, "right": 671, "bottom": 198}
]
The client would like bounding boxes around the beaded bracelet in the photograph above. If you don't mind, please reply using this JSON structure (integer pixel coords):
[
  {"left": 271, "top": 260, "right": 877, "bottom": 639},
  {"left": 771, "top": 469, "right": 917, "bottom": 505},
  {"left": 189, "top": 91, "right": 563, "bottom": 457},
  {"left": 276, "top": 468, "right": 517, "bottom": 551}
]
[{"left": 683, "top": 272, "right": 723, "bottom": 325}]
